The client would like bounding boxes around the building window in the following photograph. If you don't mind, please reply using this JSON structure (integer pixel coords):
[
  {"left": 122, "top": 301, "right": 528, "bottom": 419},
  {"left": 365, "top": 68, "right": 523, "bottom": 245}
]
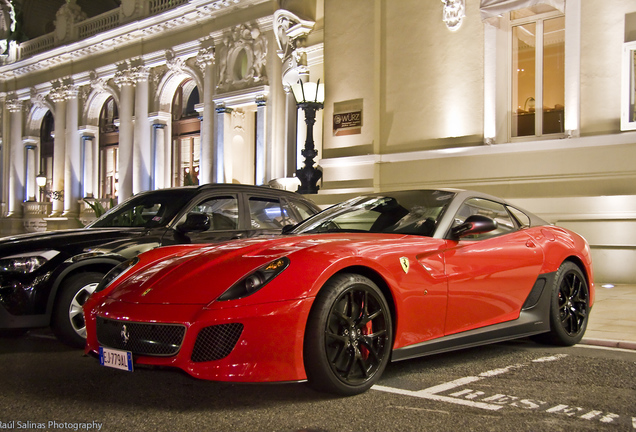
[
  {"left": 39, "top": 111, "right": 54, "bottom": 201},
  {"left": 100, "top": 146, "right": 118, "bottom": 198},
  {"left": 511, "top": 6, "right": 565, "bottom": 138},
  {"left": 99, "top": 97, "right": 119, "bottom": 199},
  {"left": 172, "top": 79, "right": 201, "bottom": 186},
  {"left": 621, "top": 41, "right": 636, "bottom": 131}
]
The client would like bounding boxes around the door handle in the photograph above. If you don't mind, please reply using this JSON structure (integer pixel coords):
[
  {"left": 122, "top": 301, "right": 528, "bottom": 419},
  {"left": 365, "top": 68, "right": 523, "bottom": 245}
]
[{"left": 526, "top": 239, "right": 536, "bottom": 248}]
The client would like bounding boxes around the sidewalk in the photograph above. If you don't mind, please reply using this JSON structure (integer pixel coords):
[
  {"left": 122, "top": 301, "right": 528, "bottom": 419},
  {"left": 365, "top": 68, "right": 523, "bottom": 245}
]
[{"left": 581, "top": 284, "right": 636, "bottom": 350}]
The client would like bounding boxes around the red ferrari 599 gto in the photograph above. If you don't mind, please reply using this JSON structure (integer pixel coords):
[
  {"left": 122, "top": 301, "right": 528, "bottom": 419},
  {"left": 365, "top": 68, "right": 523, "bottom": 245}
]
[{"left": 84, "top": 189, "right": 594, "bottom": 395}]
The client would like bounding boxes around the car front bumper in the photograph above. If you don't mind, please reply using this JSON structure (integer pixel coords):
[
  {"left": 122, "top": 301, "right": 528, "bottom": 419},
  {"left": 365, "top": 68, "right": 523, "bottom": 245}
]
[{"left": 85, "top": 297, "right": 314, "bottom": 383}]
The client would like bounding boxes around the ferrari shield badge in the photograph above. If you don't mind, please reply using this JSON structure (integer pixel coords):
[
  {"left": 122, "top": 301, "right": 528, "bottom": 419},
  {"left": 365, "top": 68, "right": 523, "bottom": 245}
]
[{"left": 399, "top": 257, "right": 410, "bottom": 274}]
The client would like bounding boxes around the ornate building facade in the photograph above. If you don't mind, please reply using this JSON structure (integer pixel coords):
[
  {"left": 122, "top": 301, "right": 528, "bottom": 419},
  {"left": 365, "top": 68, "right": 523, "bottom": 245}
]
[
  {"left": 0, "top": 0, "right": 324, "bottom": 229},
  {"left": 2, "top": 0, "right": 636, "bottom": 283}
]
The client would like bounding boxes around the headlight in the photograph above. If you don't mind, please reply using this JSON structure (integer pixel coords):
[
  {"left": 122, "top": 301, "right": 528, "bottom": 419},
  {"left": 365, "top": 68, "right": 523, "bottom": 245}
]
[
  {"left": 217, "top": 257, "right": 290, "bottom": 301},
  {"left": 94, "top": 257, "right": 139, "bottom": 293},
  {"left": 0, "top": 250, "right": 59, "bottom": 274}
]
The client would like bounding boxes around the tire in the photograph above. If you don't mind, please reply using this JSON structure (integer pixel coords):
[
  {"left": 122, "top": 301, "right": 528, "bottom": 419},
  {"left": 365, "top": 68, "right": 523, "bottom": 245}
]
[
  {"left": 51, "top": 272, "right": 103, "bottom": 348},
  {"left": 304, "top": 273, "right": 392, "bottom": 396},
  {"left": 538, "top": 262, "right": 590, "bottom": 346}
]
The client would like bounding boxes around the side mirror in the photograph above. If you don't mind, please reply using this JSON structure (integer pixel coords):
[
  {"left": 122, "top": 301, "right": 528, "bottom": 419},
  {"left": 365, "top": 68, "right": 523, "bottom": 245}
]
[
  {"left": 451, "top": 215, "right": 497, "bottom": 238},
  {"left": 281, "top": 223, "right": 297, "bottom": 235},
  {"left": 176, "top": 212, "right": 210, "bottom": 233}
]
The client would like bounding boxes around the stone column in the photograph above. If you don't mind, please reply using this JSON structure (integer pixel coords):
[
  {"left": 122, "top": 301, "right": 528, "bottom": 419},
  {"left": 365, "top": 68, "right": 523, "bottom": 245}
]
[
  {"left": 148, "top": 111, "right": 170, "bottom": 190},
  {"left": 49, "top": 84, "right": 67, "bottom": 216},
  {"left": 6, "top": 97, "right": 23, "bottom": 217},
  {"left": 255, "top": 95, "right": 267, "bottom": 186},
  {"left": 24, "top": 142, "right": 37, "bottom": 202},
  {"left": 79, "top": 128, "right": 98, "bottom": 198},
  {"left": 133, "top": 65, "right": 150, "bottom": 194},
  {"left": 152, "top": 123, "right": 166, "bottom": 189},
  {"left": 197, "top": 45, "right": 215, "bottom": 185},
  {"left": 63, "top": 84, "right": 80, "bottom": 217},
  {"left": 214, "top": 105, "right": 232, "bottom": 183},
  {"left": 114, "top": 67, "right": 135, "bottom": 203}
]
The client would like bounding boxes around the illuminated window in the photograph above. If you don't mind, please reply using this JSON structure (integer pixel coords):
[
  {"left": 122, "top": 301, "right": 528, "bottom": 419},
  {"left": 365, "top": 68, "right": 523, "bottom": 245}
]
[{"left": 511, "top": 6, "right": 565, "bottom": 138}]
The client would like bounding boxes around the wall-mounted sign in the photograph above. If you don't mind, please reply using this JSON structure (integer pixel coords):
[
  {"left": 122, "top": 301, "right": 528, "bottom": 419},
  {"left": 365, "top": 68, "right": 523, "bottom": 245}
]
[{"left": 333, "top": 99, "right": 363, "bottom": 136}]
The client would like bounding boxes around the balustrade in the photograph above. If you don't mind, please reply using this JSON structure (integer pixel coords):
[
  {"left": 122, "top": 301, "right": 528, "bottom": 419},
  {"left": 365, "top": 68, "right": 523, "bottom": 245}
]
[{"left": 77, "top": 9, "right": 121, "bottom": 40}]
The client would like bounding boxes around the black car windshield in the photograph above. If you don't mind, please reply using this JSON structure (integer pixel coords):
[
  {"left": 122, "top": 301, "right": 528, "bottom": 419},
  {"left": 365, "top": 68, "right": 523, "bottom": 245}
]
[
  {"left": 87, "top": 189, "right": 199, "bottom": 228},
  {"left": 292, "top": 190, "right": 455, "bottom": 236}
]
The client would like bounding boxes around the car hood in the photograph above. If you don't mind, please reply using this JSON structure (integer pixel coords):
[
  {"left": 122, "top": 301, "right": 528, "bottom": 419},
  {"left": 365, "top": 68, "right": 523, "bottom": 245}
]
[
  {"left": 0, "top": 227, "right": 148, "bottom": 255},
  {"left": 105, "top": 233, "right": 415, "bottom": 306}
]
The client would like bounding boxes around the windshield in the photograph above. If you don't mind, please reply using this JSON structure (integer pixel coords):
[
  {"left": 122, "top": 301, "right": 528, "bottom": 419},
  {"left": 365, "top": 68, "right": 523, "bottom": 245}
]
[
  {"left": 88, "top": 189, "right": 199, "bottom": 228},
  {"left": 293, "top": 190, "right": 455, "bottom": 236}
]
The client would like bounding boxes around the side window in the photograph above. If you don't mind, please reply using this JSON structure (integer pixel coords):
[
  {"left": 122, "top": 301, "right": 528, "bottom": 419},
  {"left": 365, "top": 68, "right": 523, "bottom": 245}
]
[
  {"left": 452, "top": 198, "right": 517, "bottom": 240},
  {"left": 507, "top": 206, "right": 531, "bottom": 228},
  {"left": 180, "top": 195, "right": 239, "bottom": 231},
  {"left": 107, "top": 203, "right": 164, "bottom": 227},
  {"left": 286, "top": 199, "right": 316, "bottom": 222},
  {"left": 248, "top": 197, "right": 294, "bottom": 229}
]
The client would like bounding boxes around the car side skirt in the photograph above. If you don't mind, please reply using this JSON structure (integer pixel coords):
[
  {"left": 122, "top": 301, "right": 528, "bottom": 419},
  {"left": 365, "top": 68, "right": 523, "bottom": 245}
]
[{"left": 391, "top": 272, "right": 556, "bottom": 362}]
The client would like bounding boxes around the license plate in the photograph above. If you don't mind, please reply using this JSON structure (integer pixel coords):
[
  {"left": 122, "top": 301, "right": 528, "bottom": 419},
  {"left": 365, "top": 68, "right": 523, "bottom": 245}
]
[{"left": 99, "top": 346, "right": 133, "bottom": 372}]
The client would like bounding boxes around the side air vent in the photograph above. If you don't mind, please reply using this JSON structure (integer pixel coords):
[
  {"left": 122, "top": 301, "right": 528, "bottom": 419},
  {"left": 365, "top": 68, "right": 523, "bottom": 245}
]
[
  {"left": 522, "top": 278, "right": 546, "bottom": 310},
  {"left": 191, "top": 323, "right": 244, "bottom": 362}
]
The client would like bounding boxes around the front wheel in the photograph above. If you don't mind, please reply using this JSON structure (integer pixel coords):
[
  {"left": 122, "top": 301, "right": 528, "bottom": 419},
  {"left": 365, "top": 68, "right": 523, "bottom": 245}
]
[
  {"left": 538, "top": 262, "right": 590, "bottom": 346},
  {"left": 304, "top": 273, "right": 392, "bottom": 396},
  {"left": 51, "top": 272, "right": 103, "bottom": 348}
]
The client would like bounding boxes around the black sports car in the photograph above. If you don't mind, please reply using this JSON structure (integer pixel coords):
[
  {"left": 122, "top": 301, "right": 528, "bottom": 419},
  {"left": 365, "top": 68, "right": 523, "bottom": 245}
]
[{"left": 0, "top": 184, "right": 319, "bottom": 347}]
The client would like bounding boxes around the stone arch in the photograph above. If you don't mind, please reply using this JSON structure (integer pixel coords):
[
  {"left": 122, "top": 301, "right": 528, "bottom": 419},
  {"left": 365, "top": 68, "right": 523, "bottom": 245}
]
[
  {"left": 155, "top": 65, "right": 202, "bottom": 113},
  {"left": 25, "top": 97, "right": 53, "bottom": 136},
  {"left": 83, "top": 82, "right": 119, "bottom": 126}
]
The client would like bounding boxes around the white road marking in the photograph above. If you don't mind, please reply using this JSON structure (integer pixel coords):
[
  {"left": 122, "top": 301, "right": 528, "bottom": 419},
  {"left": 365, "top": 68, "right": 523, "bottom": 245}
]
[
  {"left": 373, "top": 385, "right": 504, "bottom": 411},
  {"left": 373, "top": 354, "right": 634, "bottom": 428}
]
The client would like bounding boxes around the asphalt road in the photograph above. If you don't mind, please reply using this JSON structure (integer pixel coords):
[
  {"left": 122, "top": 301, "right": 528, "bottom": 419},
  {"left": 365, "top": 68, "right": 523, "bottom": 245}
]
[{"left": 0, "top": 331, "right": 635, "bottom": 432}]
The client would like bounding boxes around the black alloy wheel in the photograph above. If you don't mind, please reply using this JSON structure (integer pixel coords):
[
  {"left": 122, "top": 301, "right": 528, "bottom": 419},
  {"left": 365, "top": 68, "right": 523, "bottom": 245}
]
[
  {"left": 540, "top": 261, "right": 590, "bottom": 346},
  {"left": 304, "top": 273, "right": 392, "bottom": 396}
]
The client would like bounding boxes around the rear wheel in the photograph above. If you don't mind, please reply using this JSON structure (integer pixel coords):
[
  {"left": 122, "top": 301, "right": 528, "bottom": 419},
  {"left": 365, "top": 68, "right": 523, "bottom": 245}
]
[
  {"left": 539, "top": 262, "right": 590, "bottom": 346},
  {"left": 51, "top": 272, "right": 103, "bottom": 348},
  {"left": 304, "top": 273, "right": 392, "bottom": 396}
]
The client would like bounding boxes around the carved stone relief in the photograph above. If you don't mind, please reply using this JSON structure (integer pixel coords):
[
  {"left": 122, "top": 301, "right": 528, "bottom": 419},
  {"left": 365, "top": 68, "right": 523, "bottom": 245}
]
[
  {"left": 273, "top": 9, "right": 315, "bottom": 89},
  {"left": 441, "top": 0, "right": 465, "bottom": 32},
  {"left": 216, "top": 22, "right": 268, "bottom": 93},
  {"left": 54, "top": 0, "right": 87, "bottom": 44}
]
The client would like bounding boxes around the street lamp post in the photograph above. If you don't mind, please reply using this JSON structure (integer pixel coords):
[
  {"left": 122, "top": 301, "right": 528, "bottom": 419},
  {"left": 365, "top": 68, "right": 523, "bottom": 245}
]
[
  {"left": 36, "top": 172, "right": 47, "bottom": 202},
  {"left": 291, "top": 79, "right": 324, "bottom": 194}
]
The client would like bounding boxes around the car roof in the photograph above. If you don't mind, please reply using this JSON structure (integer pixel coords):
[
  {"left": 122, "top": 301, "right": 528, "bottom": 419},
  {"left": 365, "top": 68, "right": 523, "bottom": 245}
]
[{"left": 132, "top": 183, "right": 317, "bottom": 202}]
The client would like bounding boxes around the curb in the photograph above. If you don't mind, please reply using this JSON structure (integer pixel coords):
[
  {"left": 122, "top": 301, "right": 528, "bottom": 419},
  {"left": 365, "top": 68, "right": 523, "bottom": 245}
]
[{"left": 580, "top": 338, "right": 636, "bottom": 351}]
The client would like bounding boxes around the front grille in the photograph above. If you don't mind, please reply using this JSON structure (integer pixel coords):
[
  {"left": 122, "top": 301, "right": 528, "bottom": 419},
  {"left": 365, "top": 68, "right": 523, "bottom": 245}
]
[
  {"left": 96, "top": 317, "right": 186, "bottom": 357},
  {"left": 191, "top": 323, "right": 243, "bottom": 362}
]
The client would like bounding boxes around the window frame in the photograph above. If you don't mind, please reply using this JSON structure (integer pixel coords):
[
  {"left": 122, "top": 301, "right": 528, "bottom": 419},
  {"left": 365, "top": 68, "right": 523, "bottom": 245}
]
[
  {"left": 621, "top": 40, "right": 636, "bottom": 131},
  {"left": 482, "top": 1, "right": 580, "bottom": 144},
  {"left": 450, "top": 198, "right": 520, "bottom": 241},
  {"left": 509, "top": 7, "right": 566, "bottom": 141}
]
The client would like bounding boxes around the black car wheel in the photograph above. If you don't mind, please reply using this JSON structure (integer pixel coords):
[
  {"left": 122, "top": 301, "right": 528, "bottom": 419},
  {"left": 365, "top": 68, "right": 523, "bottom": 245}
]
[
  {"left": 304, "top": 273, "right": 392, "bottom": 396},
  {"left": 541, "top": 261, "right": 590, "bottom": 346},
  {"left": 51, "top": 272, "right": 103, "bottom": 348}
]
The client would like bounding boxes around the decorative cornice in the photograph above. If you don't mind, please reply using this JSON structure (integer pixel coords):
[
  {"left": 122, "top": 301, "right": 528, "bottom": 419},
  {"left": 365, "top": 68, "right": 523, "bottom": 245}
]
[{"left": 0, "top": 0, "right": 255, "bottom": 81}]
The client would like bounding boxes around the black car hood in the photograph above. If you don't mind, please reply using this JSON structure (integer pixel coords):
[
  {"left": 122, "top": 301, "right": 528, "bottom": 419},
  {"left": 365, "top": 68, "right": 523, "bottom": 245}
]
[{"left": 0, "top": 227, "right": 150, "bottom": 255}]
